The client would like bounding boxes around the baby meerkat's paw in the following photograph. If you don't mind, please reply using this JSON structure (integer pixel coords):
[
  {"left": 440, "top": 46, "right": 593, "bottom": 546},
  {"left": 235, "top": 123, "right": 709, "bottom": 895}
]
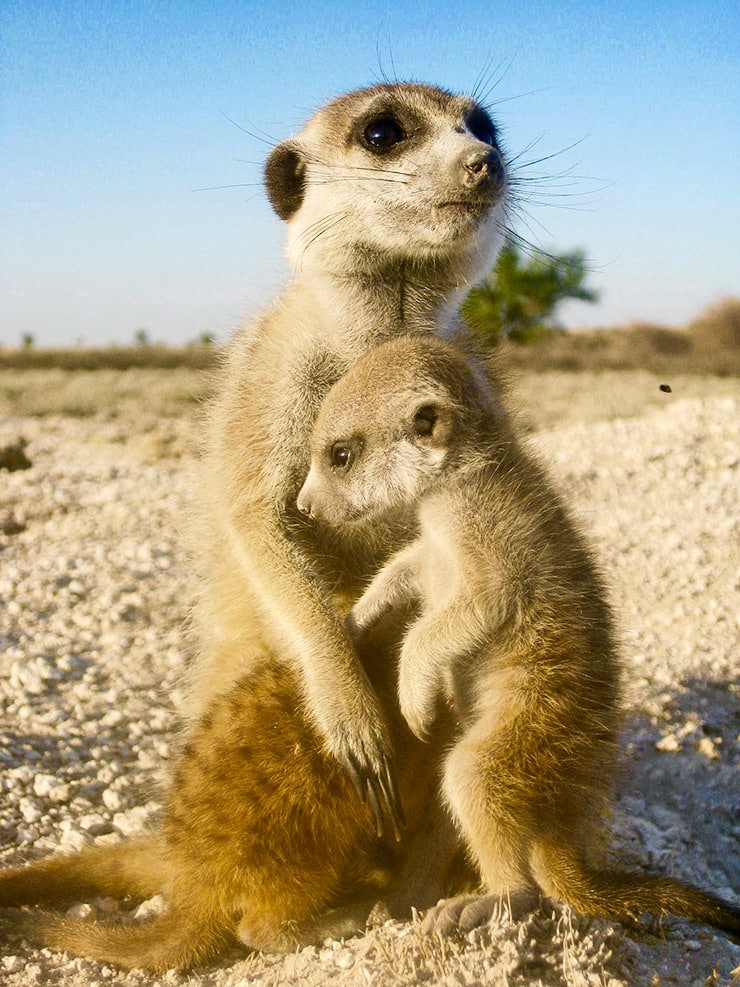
[
  {"left": 398, "top": 649, "right": 441, "bottom": 742},
  {"left": 421, "top": 890, "right": 541, "bottom": 936},
  {"left": 398, "top": 685, "right": 437, "bottom": 742},
  {"left": 344, "top": 609, "right": 367, "bottom": 644}
]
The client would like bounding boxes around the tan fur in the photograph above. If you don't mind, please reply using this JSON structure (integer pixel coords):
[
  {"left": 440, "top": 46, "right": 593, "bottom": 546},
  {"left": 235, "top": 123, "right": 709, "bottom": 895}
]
[
  {"left": 0, "top": 83, "right": 504, "bottom": 970},
  {"left": 298, "top": 333, "right": 740, "bottom": 938},
  {"left": 0, "top": 659, "right": 463, "bottom": 971}
]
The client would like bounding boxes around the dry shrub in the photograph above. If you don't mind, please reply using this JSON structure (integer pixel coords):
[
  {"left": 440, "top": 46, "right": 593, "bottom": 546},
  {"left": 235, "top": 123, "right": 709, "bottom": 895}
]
[
  {"left": 622, "top": 322, "right": 693, "bottom": 356},
  {"left": 501, "top": 299, "right": 740, "bottom": 376},
  {"left": 592, "top": 322, "right": 694, "bottom": 373},
  {"left": 0, "top": 344, "right": 218, "bottom": 371},
  {"left": 688, "top": 297, "right": 740, "bottom": 352}
]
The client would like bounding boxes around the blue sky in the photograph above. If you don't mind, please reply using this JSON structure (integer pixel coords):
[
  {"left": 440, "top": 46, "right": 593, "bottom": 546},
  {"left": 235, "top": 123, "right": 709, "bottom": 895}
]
[{"left": 1, "top": 0, "right": 738, "bottom": 346}]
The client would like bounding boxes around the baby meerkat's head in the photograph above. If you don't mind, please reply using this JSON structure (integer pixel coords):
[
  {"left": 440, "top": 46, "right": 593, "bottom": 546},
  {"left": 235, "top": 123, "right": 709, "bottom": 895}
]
[
  {"left": 264, "top": 83, "right": 509, "bottom": 279},
  {"left": 296, "top": 334, "right": 487, "bottom": 527}
]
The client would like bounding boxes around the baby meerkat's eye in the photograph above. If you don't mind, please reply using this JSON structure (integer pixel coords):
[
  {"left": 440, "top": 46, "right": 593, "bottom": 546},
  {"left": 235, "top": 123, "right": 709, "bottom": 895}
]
[
  {"left": 363, "top": 115, "right": 406, "bottom": 152},
  {"left": 330, "top": 442, "right": 355, "bottom": 472},
  {"left": 413, "top": 405, "right": 438, "bottom": 438}
]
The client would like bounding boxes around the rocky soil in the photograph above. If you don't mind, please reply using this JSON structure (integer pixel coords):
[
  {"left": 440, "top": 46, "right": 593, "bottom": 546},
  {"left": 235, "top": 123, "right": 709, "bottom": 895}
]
[{"left": 0, "top": 381, "right": 738, "bottom": 986}]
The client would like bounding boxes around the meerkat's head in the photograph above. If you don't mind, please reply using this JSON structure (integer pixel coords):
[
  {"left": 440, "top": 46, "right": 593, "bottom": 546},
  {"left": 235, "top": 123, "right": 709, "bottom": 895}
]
[
  {"left": 296, "top": 335, "right": 489, "bottom": 526},
  {"left": 264, "top": 83, "right": 508, "bottom": 283}
]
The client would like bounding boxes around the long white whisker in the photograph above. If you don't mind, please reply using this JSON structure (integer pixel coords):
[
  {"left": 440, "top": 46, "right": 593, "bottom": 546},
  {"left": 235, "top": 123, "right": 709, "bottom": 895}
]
[
  {"left": 306, "top": 176, "right": 410, "bottom": 187},
  {"left": 470, "top": 53, "right": 516, "bottom": 104},
  {"left": 220, "top": 111, "right": 279, "bottom": 148},
  {"left": 511, "top": 136, "right": 590, "bottom": 171},
  {"left": 192, "top": 182, "right": 262, "bottom": 193},
  {"left": 295, "top": 212, "right": 350, "bottom": 267}
]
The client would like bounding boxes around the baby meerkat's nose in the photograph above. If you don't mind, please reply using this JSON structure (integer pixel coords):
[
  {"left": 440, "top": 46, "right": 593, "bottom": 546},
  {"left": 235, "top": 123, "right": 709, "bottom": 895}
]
[
  {"left": 297, "top": 466, "right": 323, "bottom": 519},
  {"left": 462, "top": 147, "right": 505, "bottom": 191},
  {"left": 296, "top": 489, "right": 313, "bottom": 517}
]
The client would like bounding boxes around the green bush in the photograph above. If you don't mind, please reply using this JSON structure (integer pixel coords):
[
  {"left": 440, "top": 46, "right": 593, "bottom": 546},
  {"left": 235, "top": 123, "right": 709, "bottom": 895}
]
[{"left": 462, "top": 242, "right": 597, "bottom": 345}]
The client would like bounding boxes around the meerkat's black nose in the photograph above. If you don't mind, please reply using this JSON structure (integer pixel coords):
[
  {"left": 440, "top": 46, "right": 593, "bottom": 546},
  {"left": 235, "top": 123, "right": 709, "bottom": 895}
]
[{"left": 462, "top": 147, "right": 505, "bottom": 190}]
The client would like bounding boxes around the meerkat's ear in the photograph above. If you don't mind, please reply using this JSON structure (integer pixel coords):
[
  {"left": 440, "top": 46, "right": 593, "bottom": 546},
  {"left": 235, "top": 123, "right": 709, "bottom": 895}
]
[
  {"left": 412, "top": 400, "right": 454, "bottom": 447},
  {"left": 264, "top": 141, "right": 306, "bottom": 220}
]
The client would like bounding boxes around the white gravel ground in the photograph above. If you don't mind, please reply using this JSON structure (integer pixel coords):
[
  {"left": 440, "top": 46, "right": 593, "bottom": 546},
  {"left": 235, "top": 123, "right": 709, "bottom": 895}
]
[{"left": 0, "top": 384, "right": 738, "bottom": 986}]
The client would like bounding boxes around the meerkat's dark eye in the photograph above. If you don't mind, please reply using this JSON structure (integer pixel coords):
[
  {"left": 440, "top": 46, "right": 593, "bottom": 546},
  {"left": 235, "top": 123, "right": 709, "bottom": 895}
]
[
  {"left": 466, "top": 108, "right": 497, "bottom": 147},
  {"left": 413, "top": 405, "right": 438, "bottom": 438},
  {"left": 330, "top": 443, "right": 355, "bottom": 472},
  {"left": 363, "top": 115, "right": 406, "bottom": 152}
]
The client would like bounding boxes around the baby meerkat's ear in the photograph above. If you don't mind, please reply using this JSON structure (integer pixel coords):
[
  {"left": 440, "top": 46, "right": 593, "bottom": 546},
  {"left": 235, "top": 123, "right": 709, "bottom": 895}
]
[
  {"left": 412, "top": 400, "right": 454, "bottom": 447},
  {"left": 264, "top": 141, "right": 306, "bottom": 220}
]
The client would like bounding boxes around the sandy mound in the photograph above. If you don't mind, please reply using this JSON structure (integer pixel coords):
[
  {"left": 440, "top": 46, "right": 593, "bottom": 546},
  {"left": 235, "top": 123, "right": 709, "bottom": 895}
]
[{"left": 1, "top": 389, "right": 738, "bottom": 985}]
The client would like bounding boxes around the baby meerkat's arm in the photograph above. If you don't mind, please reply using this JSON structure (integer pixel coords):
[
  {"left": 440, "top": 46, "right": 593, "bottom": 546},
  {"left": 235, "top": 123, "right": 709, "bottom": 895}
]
[
  {"left": 227, "top": 507, "right": 404, "bottom": 838},
  {"left": 346, "top": 543, "right": 424, "bottom": 642},
  {"left": 398, "top": 595, "right": 492, "bottom": 740},
  {"left": 347, "top": 542, "right": 492, "bottom": 741}
]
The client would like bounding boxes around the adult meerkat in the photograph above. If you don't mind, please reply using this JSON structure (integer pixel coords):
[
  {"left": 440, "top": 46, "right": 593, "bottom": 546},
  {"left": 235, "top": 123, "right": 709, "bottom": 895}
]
[
  {"left": 296, "top": 333, "right": 740, "bottom": 938},
  {"left": 190, "top": 81, "right": 509, "bottom": 825},
  {"left": 0, "top": 83, "right": 505, "bottom": 968}
]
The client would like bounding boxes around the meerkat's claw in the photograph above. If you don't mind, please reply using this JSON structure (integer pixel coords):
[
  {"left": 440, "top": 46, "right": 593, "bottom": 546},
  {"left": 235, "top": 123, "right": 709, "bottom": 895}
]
[
  {"left": 343, "top": 752, "right": 367, "bottom": 803},
  {"left": 365, "top": 778, "right": 385, "bottom": 838},
  {"left": 343, "top": 751, "right": 405, "bottom": 841},
  {"left": 375, "top": 754, "right": 405, "bottom": 841}
]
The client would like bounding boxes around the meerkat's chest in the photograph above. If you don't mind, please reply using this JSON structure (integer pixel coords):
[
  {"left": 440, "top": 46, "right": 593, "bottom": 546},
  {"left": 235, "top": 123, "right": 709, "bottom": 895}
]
[{"left": 416, "top": 503, "right": 464, "bottom": 608}]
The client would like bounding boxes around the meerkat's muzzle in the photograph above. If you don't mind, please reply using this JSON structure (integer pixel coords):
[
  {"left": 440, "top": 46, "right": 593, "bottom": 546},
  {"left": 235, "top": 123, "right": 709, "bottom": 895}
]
[{"left": 461, "top": 147, "right": 506, "bottom": 193}]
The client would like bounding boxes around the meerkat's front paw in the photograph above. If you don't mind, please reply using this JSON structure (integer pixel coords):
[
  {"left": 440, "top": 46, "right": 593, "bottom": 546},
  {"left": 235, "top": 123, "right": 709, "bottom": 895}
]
[
  {"left": 322, "top": 699, "right": 405, "bottom": 842},
  {"left": 345, "top": 593, "right": 392, "bottom": 643},
  {"left": 398, "top": 655, "right": 440, "bottom": 742},
  {"left": 399, "top": 689, "right": 436, "bottom": 742}
]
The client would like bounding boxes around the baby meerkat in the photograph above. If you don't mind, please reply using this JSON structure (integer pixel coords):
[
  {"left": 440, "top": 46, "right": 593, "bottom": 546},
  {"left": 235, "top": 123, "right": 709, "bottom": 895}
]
[{"left": 297, "top": 333, "right": 740, "bottom": 938}]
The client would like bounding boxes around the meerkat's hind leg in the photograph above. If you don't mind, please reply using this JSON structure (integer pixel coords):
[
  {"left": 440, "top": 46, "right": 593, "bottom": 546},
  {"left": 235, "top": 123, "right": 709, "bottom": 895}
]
[
  {"left": 437, "top": 703, "right": 740, "bottom": 939},
  {"left": 429, "top": 699, "right": 550, "bottom": 938},
  {"left": 421, "top": 888, "right": 542, "bottom": 936}
]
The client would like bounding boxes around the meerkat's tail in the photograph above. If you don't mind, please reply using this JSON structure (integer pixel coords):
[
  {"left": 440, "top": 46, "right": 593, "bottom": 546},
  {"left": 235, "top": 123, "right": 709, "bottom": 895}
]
[
  {"left": 0, "top": 840, "right": 237, "bottom": 970},
  {"left": 1, "top": 904, "right": 232, "bottom": 973},
  {"left": 0, "top": 837, "right": 168, "bottom": 907},
  {"left": 531, "top": 842, "right": 740, "bottom": 937}
]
